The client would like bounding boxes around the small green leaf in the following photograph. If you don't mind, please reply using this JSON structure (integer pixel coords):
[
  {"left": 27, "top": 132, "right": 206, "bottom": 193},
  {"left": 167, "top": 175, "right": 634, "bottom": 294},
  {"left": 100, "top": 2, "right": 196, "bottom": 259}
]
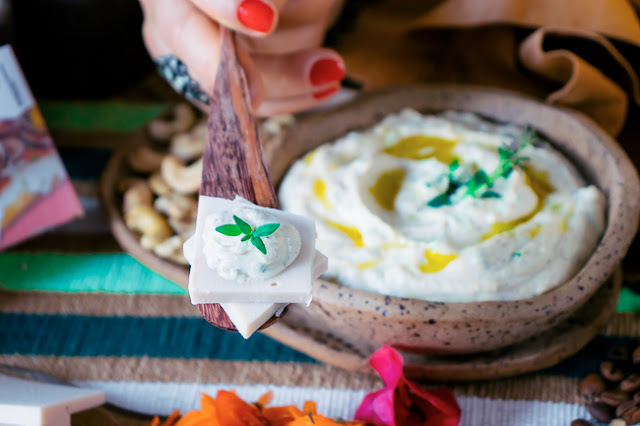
[
  {"left": 215, "top": 224, "right": 241, "bottom": 236},
  {"left": 498, "top": 146, "right": 511, "bottom": 160},
  {"left": 465, "top": 170, "right": 489, "bottom": 196},
  {"left": 427, "top": 193, "right": 452, "bottom": 207},
  {"left": 251, "top": 236, "right": 267, "bottom": 254},
  {"left": 449, "top": 159, "right": 460, "bottom": 173},
  {"left": 471, "top": 170, "right": 488, "bottom": 186},
  {"left": 241, "top": 234, "right": 251, "bottom": 242},
  {"left": 524, "top": 126, "right": 537, "bottom": 143},
  {"left": 233, "top": 215, "right": 252, "bottom": 234},
  {"left": 253, "top": 223, "right": 280, "bottom": 237},
  {"left": 447, "top": 180, "right": 461, "bottom": 193},
  {"left": 501, "top": 166, "right": 513, "bottom": 179},
  {"left": 481, "top": 190, "right": 501, "bottom": 198}
]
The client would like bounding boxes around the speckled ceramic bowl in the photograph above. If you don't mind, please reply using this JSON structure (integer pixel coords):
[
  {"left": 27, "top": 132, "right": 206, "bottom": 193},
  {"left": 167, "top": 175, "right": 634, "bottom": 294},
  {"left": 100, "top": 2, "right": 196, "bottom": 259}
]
[{"left": 264, "top": 85, "right": 640, "bottom": 355}]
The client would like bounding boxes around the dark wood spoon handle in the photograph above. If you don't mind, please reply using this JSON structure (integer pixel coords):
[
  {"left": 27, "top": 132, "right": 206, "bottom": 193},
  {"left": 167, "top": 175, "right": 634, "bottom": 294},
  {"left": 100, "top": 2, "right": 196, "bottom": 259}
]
[
  {"left": 200, "top": 27, "right": 277, "bottom": 207},
  {"left": 197, "top": 27, "right": 280, "bottom": 332}
]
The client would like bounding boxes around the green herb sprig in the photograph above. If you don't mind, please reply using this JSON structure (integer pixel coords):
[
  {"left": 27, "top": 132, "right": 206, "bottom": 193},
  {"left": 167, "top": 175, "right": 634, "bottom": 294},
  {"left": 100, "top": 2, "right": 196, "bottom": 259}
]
[
  {"left": 427, "top": 159, "right": 462, "bottom": 207},
  {"left": 215, "top": 215, "right": 280, "bottom": 255},
  {"left": 427, "top": 127, "right": 539, "bottom": 207}
]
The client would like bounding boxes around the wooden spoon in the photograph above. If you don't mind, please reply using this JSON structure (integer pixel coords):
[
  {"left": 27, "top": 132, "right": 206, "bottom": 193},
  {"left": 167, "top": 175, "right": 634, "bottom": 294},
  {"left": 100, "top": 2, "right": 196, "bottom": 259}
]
[{"left": 196, "top": 27, "right": 286, "bottom": 331}]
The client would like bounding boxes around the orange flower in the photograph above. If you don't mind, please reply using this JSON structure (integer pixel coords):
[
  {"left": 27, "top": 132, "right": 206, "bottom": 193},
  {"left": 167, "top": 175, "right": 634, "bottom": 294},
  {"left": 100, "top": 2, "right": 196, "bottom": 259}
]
[
  {"left": 214, "top": 390, "right": 270, "bottom": 425},
  {"left": 149, "top": 390, "right": 365, "bottom": 426},
  {"left": 150, "top": 410, "right": 180, "bottom": 426}
]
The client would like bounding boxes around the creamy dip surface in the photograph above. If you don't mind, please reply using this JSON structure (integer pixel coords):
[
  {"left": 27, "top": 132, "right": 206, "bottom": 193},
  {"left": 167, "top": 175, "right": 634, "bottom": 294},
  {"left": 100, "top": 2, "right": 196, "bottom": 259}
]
[
  {"left": 202, "top": 205, "right": 301, "bottom": 282},
  {"left": 278, "top": 109, "right": 606, "bottom": 302}
]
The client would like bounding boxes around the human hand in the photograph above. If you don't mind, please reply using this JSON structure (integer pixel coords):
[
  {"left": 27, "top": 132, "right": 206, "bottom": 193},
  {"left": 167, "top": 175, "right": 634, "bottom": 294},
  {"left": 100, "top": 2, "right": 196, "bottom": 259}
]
[{"left": 139, "top": 0, "right": 346, "bottom": 116}]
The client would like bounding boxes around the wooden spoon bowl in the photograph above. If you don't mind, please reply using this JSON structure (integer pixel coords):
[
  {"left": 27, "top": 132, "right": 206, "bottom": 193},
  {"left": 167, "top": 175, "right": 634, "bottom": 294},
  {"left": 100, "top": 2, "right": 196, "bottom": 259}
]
[{"left": 197, "top": 304, "right": 288, "bottom": 331}]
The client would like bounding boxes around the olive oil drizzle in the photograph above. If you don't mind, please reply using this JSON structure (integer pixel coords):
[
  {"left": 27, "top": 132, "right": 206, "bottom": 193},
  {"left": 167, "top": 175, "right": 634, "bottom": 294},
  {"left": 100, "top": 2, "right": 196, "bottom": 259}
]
[
  {"left": 383, "top": 135, "right": 458, "bottom": 163},
  {"left": 369, "top": 169, "right": 406, "bottom": 211},
  {"left": 482, "top": 169, "right": 555, "bottom": 240},
  {"left": 313, "top": 179, "right": 331, "bottom": 208},
  {"left": 357, "top": 260, "right": 380, "bottom": 270},
  {"left": 325, "top": 220, "right": 365, "bottom": 247},
  {"left": 419, "top": 250, "right": 458, "bottom": 273}
]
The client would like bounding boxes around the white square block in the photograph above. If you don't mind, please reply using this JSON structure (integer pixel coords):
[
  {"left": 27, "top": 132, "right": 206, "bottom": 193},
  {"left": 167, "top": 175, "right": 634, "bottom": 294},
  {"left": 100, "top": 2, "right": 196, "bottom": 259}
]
[
  {"left": 0, "top": 374, "right": 105, "bottom": 426},
  {"left": 188, "top": 196, "right": 318, "bottom": 304}
]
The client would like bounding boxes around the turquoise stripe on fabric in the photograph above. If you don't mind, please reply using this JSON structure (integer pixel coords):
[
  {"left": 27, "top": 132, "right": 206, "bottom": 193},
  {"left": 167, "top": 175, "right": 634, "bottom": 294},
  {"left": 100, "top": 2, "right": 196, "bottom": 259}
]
[
  {"left": 40, "top": 101, "right": 169, "bottom": 132},
  {"left": 0, "top": 253, "right": 186, "bottom": 295},
  {"left": 0, "top": 312, "right": 634, "bottom": 376},
  {"left": 0, "top": 313, "right": 315, "bottom": 363},
  {"left": 4, "top": 251, "right": 640, "bottom": 307}
]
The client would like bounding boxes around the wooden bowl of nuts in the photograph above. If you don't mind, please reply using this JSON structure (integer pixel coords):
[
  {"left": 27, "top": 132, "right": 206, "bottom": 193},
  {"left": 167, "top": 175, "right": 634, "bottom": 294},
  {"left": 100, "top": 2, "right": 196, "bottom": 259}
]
[{"left": 99, "top": 103, "right": 294, "bottom": 286}]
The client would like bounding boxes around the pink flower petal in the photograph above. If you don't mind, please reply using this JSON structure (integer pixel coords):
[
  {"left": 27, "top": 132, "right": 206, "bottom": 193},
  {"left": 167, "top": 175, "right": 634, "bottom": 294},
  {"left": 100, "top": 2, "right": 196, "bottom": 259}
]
[
  {"left": 355, "top": 346, "right": 461, "bottom": 426},
  {"left": 406, "top": 383, "right": 461, "bottom": 418},
  {"left": 354, "top": 392, "right": 380, "bottom": 420},
  {"left": 369, "top": 345, "right": 404, "bottom": 388},
  {"left": 371, "top": 388, "right": 396, "bottom": 425},
  {"left": 355, "top": 388, "right": 395, "bottom": 425}
]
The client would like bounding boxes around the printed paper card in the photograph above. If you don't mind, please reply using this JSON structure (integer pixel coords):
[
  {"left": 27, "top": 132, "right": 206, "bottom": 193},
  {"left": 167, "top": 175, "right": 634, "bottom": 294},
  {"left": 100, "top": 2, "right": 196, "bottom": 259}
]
[{"left": 0, "top": 45, "right": 83, "bottom": 250}]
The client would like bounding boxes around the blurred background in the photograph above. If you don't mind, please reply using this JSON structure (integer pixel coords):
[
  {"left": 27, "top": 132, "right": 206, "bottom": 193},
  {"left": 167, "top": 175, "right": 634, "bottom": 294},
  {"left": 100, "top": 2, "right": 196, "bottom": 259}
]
[
  {"left": 0, "top": 0, "right": 9, "bottom": 45},
  {"left": 0, "top": 0, "right": 153, "bottom": 99}
]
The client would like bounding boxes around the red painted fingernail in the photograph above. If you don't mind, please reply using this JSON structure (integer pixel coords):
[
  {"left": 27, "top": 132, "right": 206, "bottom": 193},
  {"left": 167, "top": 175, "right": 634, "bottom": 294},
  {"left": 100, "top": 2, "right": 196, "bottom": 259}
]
[
  {"left": 313, "top": 85, "right": 339, "bottom": 100},
  {"left": 310, "top": 59, "right": 345, "bottom": 86},
  {"left": 237, "top": 0, "right": 274, "bottom": 33}
]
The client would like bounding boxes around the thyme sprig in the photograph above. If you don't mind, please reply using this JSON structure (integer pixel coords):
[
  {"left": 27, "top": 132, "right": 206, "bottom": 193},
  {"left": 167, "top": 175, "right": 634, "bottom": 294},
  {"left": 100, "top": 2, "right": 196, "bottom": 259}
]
[
  {"left": 427, "top": 127, "right": 539, "bottom": 207},
  {"left": 427, "top": 159, "right": 462, "bottom": 208},
  {"left": 215, "top": 215, "right": 280, "bottom": 255}
]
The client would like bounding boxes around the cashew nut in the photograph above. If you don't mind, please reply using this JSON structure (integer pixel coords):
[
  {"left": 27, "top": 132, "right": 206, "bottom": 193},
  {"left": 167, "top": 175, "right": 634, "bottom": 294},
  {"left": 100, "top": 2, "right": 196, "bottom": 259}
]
[
  {"left": 127, "top": 146, "right": 165, "bottom": 174},
  {"left": 258, "top": 115, "right": 294, "bottom": 166},
  {"left": 148, "top": 172, "right": 172, "bottom": 196},
  {"left": 148, "top": 104, "right": 197, "bottom": 142},
  {"left": 169, "top": 216, "right": 196, "bottom": 239},
  {"left": 140, "top": 234, "right": 165, "bottom": 250},
  {"left": 190, "top": 121, "right": 208, "bottom": 140},
  {"left": 153, "top": 193, "right": 197, "bottom": 220},
  {"left": 167, "top": 252, "right": 189, "bottom": 265},
  {"left": 169, "top": 132, "right": 205, "bottom": 162},
  {"left": 260, "top": 114, "right": 295, "bottom": 137},
  {"left": 161, "top": 155, "right": 202, "bottom": 194},
  {"left": 123, "top": 181, "right": 153, "bottom": 214},
  {"left": 125, "top": 204, "right": 173, "bottom": 241},
  {"left": 153, "top": 235, "right": 188, "bottom": 265}
]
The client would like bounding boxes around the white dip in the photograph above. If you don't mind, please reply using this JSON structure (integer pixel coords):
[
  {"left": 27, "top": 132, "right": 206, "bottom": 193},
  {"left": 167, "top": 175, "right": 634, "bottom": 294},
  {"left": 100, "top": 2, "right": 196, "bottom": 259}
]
[
  {"left": 278, "top": 109, "right": 606, "bottom": 302},
  {"left": 202, "top": 205, "right": 301, "bottom": 282}
]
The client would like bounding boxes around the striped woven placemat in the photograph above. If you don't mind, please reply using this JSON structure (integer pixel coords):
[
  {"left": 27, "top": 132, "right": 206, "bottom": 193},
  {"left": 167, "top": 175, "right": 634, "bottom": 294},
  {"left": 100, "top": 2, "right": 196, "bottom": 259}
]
[{"left": 2, "top": 94, "right": 640, "bottom": 425}]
